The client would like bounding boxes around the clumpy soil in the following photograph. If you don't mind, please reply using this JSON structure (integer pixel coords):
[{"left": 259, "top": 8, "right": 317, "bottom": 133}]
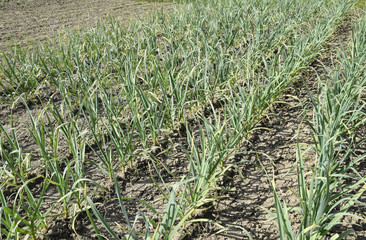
[
  {"left": 0, "top": 0, "right": 173, "bottom": 51},
  {"left": 0, "top": 2, "right": 365, "bottom": 240}
]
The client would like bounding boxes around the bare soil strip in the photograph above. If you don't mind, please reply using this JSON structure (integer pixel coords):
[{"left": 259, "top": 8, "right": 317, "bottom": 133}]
[{"left": 0, "top": 0, "right": 173, "bottom": 52}]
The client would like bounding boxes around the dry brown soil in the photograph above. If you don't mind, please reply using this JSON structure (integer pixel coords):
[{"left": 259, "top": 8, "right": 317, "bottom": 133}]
[{"left": 0, "top": 0, "right": 173, "bottom": 51}]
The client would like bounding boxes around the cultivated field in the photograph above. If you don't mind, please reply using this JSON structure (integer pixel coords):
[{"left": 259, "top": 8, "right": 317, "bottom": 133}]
[
  {"left": 0, "top": 0, "right": 365, "bottom": 239},
  {"left": 0, "top": 0, "right": 173, "bottom": 51}
]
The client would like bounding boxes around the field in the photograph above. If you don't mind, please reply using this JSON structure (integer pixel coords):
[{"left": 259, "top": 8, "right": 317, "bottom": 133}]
[
  {"left": 0, "top": 0, "right": 173, "bottom": 52},
  {"left": 0, "top": 0, "right": 365, "bottom": 239}
]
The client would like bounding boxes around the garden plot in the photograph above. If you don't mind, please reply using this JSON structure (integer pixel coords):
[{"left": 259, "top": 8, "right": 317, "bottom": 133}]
[{"left": 0, "top": 0, "right": 365, "bottom": 239}]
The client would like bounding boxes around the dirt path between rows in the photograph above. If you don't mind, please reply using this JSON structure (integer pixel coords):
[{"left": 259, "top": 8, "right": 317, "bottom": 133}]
[{"left": 0, "top": 0, "right": 173, "bottom": 52}]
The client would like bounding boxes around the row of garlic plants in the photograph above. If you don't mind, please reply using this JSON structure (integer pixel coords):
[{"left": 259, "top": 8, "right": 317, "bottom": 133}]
[{"left": 271, "top": 12, "right": 366, "bottom": 240}]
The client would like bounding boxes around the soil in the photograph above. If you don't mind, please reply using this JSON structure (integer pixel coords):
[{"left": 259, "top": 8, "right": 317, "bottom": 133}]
[
  {"left": 0, "top": 0, "right": 173, "bottom": 52},
  {"left": 0, "top": 2, "right": 365, "bottom": 240}
]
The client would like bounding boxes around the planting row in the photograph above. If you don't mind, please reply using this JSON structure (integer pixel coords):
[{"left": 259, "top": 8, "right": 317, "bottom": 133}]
[{"left": 272, "top": 12, "right": 366, "bottom": 239}]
